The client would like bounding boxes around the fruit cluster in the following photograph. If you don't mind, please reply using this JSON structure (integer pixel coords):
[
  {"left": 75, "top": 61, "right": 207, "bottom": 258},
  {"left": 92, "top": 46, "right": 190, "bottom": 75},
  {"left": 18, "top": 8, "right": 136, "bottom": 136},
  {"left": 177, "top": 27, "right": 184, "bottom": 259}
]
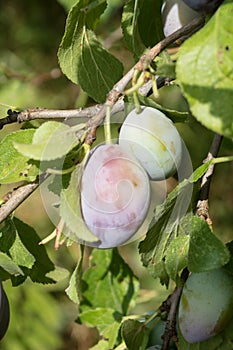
[{"left": 80, "top": 107, "right": 182, "bottom": 248}]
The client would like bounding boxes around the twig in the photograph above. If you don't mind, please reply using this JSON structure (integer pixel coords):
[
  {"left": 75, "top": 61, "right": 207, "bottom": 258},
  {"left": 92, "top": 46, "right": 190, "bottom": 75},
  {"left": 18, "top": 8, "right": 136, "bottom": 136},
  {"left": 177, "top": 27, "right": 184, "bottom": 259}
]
[
  {"left": 0, "top": 174, "right": 48, "bottom": 224},
  {"left": 160, "top": 269, "right": 189, "bottom": 350},
  {"left": 196, "top": 133, "right": 223, "bottom": 225},
  {"left": 84, "top": 15, "right": 205, "bottom": 144}
]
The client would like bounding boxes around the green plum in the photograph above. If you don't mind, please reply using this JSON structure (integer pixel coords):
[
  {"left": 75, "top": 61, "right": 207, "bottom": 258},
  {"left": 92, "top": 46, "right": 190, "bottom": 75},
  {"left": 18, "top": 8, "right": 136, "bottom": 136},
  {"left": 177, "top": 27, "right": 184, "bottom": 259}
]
[
  {"left": 178, "top": 268, "right": 233, "bottom": 343},
  {"left": 119, "top": 107, "right": 182, "bottom": 180}
]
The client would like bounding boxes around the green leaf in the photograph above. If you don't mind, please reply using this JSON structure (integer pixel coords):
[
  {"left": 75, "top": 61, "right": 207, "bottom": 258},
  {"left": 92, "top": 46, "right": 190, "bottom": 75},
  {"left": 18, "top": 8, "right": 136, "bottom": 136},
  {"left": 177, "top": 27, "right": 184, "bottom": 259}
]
[
  {"left": 77, "top": 29, "right": 123, "bottom": 103},
  {"left": 65, "top": 245, "right": 84, "bottom": 304},
  {"left": 121, "top": 318, "right": 149, "bottom": 350},
  {"left": 9, "top": 230, "right": 35, "bottom": 269},
  {"left": 122, "top": 0, "right": 163, "bottom": 59},
  {"left": 80, "top": 249, "right": 139, "bottom": 315},
  {"left": 14, "top": 121, "right": 79, "bottom": 161},
  {"left": 188, "top": 216, "right": 230, "bottom": 272},
  {"left": 138, "top": 95, "right": 189, "bottom": 123},
  {"left": 79, "top": 308, "right": 122, "bottom": 349},
  {"left": 13, "top": 218, "right": 55, "bottom": 284},
  {"left": 139, "top": 161, "right": 212, "bottom": 282},
  {"left": 60, "top": 163, "right": 99, "bottom": 244},
  {"left": 176, "top": 0, "right": 233, "bottom": 138},
  {"left": 0, "top": 129, "right": 38, "bottom": 184},
  {"left": 58, "top": 0, "right": 123, "bottom": 102},
  {"left": 165, "top": 235, "right": 189, "bottom": 282},
  {"left": 0, "top": 252, "right": 23, "bottom": 276},
  {"left": 122, "top": 0, "right": 146, "bottom": 58}
]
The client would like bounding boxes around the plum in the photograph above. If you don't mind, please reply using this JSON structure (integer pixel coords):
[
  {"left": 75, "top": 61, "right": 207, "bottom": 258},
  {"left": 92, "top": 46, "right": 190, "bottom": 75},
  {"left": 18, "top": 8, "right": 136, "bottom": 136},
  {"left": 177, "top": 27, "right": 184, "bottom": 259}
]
[
  {"left": 162, "top": 0, "right": 201, "bottom": 37},
  {"left": 178, "top": 268, "right": 233, "bottom": 343},
  {"left": 182, "top": 0, "right": 224, "bottom": 13},
  {"left": 119, "top": 107, "right": 182, "bottom": 180},
  {"left": 0, "top": 281, "right": 10, "bottom": 340},
  {"left": 81, "top": 144, "right": 151, "bottom": 248}
]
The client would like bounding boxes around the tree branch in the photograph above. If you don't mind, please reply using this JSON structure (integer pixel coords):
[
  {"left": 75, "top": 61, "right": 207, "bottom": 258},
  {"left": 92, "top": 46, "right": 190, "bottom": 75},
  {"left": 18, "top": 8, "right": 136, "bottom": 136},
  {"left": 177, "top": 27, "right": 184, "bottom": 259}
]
[
  {"left": 196, "top": 133, "right": 223, "bottom": 225},
  {"left": 0, "top": 16, "right": 205, "bottom": 223},
  {"left": 0, "top": 174, "right": 49, "bottom": 224},
  {"left": 160, "top": 269, "right": 189, "bottom": 350}
]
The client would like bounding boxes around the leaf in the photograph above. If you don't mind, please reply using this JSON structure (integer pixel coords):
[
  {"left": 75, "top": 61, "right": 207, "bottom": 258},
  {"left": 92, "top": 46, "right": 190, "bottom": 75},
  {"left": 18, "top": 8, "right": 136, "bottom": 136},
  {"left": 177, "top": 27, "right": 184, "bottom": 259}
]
[
  {"left": 138, "top": 95, "right": 189, "bottom": 123},
  {"left": 60, "top": 163, "right": 99, "bottom": 244},
  {"left": 13, "top": 218, "right": 55, "bottom": 284},
  {"left": 122, "top": 0, "right": 146, "bottom": 58},
  {"left": 9, "top": 230, "right": 35, "bottom": 269},
  {"left": 165, "top": 235, "right": 189, "bottom": 281},
  {"left": 188, "top": 216, "right": 230, "bottom": 272},
  {"left": 121, "top": 318, "right": 149, "bottom": 350},
  {"left": 79, "top": 308, "right": 122, "bottom": 349},
  {"left": 0, "top": 129, "right": 38, "bottom": 184},
  {"left": 14, "top": 121, "right": 79, "bottom": 161},
  {"left": 65, "top": 245, "right": 84, "bottom": 304},
  {"left": 58, "top": 0, "right": 123, "bottom": 102},
  {"left": 0, "top": 252, "right": 23, "bottom": 276},
  {"left": 122, "top": 0, "right": 164, "bottom": 59},
  {"left": 139, "top": 161, "right": 212, "bottom": 282},
  {"left": 80, "top": 249, "right": 139, "bottom": 315},
  {"left": 176, "top": 0, "right": 233, "bottom": 138},
  {"left": 77, "top": 29, "right": 123, "bottom": 103}
]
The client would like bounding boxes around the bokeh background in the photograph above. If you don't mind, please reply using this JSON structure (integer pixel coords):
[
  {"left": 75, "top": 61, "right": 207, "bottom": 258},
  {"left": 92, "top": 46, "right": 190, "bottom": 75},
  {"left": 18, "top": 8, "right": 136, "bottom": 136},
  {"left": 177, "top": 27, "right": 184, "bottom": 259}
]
[{"left": 0, "top": 1, "right": 232, "bottom": 349}]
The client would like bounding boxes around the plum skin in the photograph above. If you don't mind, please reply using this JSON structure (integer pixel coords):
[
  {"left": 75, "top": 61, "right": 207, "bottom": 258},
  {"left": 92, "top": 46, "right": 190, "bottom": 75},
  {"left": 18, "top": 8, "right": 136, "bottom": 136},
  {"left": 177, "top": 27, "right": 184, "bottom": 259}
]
[
  {"left": 162, "top": 0, "right": 201, "bottom": 37},
  {"left": 178, "top": 268, "right": 233, "bottom": 343},
  {"left": 81, "top": 144, "right": 151, "bottom": 248},
  {"left": 119, "top": 107, "right": 182, "bottom": 181},
  {"left": 182, "top": 0, "right": 224, "bottom": 13}
]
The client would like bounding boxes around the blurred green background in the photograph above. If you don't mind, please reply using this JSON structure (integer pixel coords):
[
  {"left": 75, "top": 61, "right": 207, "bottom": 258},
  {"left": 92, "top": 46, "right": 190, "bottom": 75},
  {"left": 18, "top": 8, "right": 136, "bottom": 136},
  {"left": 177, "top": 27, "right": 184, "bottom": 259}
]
[{"left": 0, "top": 1, "right": 232, "bottom": 349}]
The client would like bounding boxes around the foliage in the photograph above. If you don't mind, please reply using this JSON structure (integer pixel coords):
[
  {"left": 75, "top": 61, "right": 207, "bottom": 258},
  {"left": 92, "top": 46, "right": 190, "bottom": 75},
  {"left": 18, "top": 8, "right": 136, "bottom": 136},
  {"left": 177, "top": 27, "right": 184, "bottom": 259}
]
[{"left": 0, "top": 0, "right": 232, "bottom": 349}]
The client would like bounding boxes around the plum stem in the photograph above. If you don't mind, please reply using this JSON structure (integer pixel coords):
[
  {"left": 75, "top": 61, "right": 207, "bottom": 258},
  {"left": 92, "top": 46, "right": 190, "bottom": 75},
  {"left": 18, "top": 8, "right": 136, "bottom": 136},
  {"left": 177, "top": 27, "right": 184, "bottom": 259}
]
[{"left": 104, "top": 105, "right": 112, "bottom": 144}]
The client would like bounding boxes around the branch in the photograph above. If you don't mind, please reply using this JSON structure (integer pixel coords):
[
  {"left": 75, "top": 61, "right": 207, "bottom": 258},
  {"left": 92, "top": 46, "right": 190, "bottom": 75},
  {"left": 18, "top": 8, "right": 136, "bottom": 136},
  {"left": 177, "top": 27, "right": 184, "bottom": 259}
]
[
  {"left": 0, "top": 16, "right": 205, "bottom": 222},
  {"left": 0, "top": 174, "right": 50, "bottom": 224},
  {"left": 160, "top": 269, "right": 189, "bottom": 350},
  {"left": 196, "top": 133, "right": 223, "bottom": 225},
  {"left": 0, "top": 15, "right": 204, "bottom": 132}
]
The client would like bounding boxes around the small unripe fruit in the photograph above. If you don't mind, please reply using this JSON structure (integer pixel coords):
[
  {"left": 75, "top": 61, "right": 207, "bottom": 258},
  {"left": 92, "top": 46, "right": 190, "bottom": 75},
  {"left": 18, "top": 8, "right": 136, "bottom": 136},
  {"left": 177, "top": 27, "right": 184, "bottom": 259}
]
[
  {"left": 0, "top": 281, "right": 10, "bottom": 340},
  {"left": 81, "top": 144, "right": 151, "bottom": 248},
  {"left": 178, "top": 268, "right": 233, "bottom": 343},
  {"left": 119, "top": 107, "right": 182, "bottom": 180},
  {"left": 162, "top": 0, "right": 201, "bottom": 37}
]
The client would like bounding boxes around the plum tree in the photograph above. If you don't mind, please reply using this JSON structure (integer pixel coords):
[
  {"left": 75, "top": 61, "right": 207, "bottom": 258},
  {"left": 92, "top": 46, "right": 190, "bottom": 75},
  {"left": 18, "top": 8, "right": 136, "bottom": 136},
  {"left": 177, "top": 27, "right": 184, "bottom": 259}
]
[
  {"left": 182, "top": 0, "right": 224, "bottom": 13},
  {"left": 119, "top": 107, "right": 183, "bottom": 180},
  {"left": 162, "top": 0, "right": 201, "bottom": 37},
  {"left": 0, "top": 282, "right": 10, "bottom": 340},
  {"left": 80, "top": 144, "right": 151, "bottom": 248},
  {"left": 178, "top": 268, "right": 233, "bottom": 343}
]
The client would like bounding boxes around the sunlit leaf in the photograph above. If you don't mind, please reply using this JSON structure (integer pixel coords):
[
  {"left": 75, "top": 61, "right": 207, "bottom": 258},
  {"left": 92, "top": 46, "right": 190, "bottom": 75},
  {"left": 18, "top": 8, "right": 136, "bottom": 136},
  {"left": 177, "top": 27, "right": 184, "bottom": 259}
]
[
  {"left": 188, "top": 216, "right": 230, "bottom": 272},
  {"left": 177, "top": 0, "right": 233, "bottom": 138},
  {"left": 0, "top": 129, "right": 38, "bottom": 184}
]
